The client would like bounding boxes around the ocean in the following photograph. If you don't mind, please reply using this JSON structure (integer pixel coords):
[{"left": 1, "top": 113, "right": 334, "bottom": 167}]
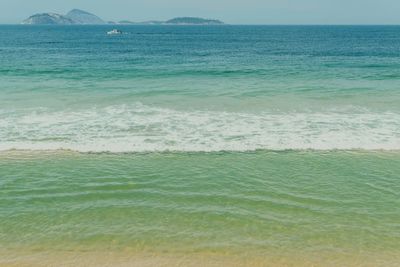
[{"left": 0, "top": 25, "right": 400, "bottom": 266}]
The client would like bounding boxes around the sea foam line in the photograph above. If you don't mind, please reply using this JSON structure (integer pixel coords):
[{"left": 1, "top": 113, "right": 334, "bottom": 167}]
[{"left": 0, "top": 104, "right": 399, "bottom": 152}]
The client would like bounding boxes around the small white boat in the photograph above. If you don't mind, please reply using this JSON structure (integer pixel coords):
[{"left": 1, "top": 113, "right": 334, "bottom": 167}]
[{"left": 107, "top": 29, "right": 123, "bottom": 35}]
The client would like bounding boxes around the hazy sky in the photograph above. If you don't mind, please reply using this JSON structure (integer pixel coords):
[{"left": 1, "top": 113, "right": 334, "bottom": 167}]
[{"left": 1, "top": 0, "right": 400, "bottom": 24}]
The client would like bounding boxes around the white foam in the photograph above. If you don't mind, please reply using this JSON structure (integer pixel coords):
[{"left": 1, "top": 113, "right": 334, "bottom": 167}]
[{"left": 1, "top": 103, "right": 399, "bottom": 152}]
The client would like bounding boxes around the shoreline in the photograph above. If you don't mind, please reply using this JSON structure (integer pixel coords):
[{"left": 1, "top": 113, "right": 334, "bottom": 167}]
[
  {"left": 1, "top": 148, "right": 400, "bottom": 156},
  {"left": 2, "top": 248, "right": 400, "bottom": 267}
]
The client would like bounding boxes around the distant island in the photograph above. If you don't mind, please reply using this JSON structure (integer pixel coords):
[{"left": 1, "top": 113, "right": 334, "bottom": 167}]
[
  {"left": 22, "top": 9, "right": 224, "bottom": 25},
  {"left": 22, "top": 9, "right": 106, "bottom": 25}
]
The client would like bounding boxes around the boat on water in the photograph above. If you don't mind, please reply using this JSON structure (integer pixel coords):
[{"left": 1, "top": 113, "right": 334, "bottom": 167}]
[{"left": 107, "top": 29, "right": 123, "bottom": 35}]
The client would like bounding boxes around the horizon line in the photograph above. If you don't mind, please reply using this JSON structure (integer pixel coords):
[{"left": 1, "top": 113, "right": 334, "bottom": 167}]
[{"left": 2, "top": 23, "right": 400, "bottom": 26}]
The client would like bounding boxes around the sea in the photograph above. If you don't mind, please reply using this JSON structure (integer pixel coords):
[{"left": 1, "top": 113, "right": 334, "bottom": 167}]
[{"left": 0, "top": 25, "right": 400, "bottom": 266}]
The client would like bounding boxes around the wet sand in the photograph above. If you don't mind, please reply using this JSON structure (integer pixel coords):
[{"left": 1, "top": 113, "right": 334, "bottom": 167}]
[{"left": 1, "top": 249, "right": 400, "bottom": 267}]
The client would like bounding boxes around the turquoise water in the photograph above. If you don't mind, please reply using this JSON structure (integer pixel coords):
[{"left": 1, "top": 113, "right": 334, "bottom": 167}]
[
  {"left": 1, "top": 25, "right": 400, "bottom": 265},
  {"left": 1, "top": 25, "right": 400, "bottom": 151}
]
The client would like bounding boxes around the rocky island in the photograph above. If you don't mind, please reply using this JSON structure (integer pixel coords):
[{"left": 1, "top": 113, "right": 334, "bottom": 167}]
[
  {"left": 22, "top": 9, "right": 224, "bottom": 25},
  {"left": 165, "top": 17, "right": 224, "bottom": 25}
]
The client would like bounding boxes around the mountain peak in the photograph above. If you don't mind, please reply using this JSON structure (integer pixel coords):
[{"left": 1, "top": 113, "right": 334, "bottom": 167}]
[
  {"left": 67, "top": 9, "right": 93, "bottom": 16},
  {"left": 65, "top": 9, "right": 105, "bottom": 24}
]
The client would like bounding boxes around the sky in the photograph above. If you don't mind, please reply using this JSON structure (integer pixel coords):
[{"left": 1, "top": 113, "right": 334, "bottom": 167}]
[{"left": 1, "top": 0, "right": 400, "bottom": 25}]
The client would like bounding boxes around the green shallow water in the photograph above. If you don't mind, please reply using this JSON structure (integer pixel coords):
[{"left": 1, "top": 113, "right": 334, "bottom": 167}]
[{"left": 1, "top": 150, "right": 399, "bottom": 256}]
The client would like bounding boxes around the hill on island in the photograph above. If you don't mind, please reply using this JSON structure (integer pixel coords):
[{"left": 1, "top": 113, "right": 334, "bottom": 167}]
[
  {"left": 65, "top": 9, "right": 105, "bottom": 24},
  {"left": 22, "top": 9, "right": 106, "bottom": 25},
  {"left": 22, "top": 13, "right": 76, "bottom": 25}
]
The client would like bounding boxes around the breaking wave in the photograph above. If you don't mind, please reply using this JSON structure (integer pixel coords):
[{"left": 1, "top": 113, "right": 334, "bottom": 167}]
[{"left": 1, "top": 103, "right": 399, "bottom": 152}]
